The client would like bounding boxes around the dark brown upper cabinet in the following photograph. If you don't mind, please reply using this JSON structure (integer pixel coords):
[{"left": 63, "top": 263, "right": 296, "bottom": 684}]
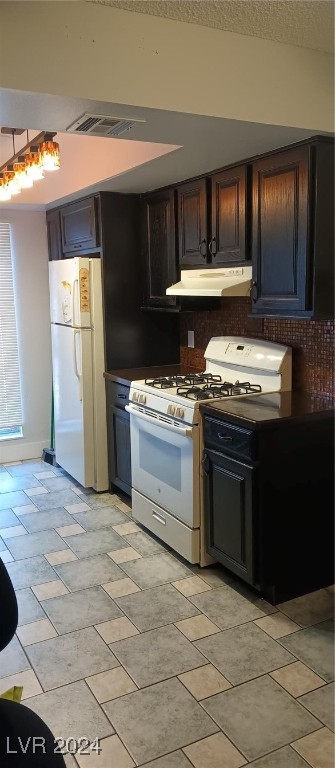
[
  {"left": 46, "top": 209, "right": 62, "bottom": 261},
  {"left": 210, "top": 165, "right": 247, "bottom": 264},
  {"left": 47, "top": 192, "right": 180, "bottom": 370},
  {"left": 178, "top": 178, "right": 207, "bottom": 266},
  {"left": 60, "top": 197, "right": 99, "bottom": 254},
  {"left": 251, "top": 138, "right": 334, "bottom": 318},
  {"left": 142, "top": 189, "right": 178, "bottom": 308},
  {"left": 178, "top": 168, "right": 248, "bottom": 268}
]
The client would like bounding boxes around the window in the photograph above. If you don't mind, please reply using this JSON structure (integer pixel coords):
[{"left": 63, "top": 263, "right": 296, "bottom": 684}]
[{"left": 0, "top": 223, "right": 23, "bottom": 440}]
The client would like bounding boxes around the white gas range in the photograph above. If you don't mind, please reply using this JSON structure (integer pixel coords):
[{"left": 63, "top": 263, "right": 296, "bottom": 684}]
[{"left": 126, "top": 337, "right": 292, "bottom": 564}]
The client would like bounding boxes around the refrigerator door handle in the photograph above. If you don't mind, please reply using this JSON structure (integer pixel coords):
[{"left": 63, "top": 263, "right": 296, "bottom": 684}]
[
  {"left": 73, "top": 329, "right": 83, "bottom": 401},
  {"left": 72, "top": 278, "right": 80, "bottom": 328}
]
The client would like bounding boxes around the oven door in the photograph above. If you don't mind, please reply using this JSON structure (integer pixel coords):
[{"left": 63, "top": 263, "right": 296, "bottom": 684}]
[{"left": 126, "top": 404, "right": 197, "bottom": 528}]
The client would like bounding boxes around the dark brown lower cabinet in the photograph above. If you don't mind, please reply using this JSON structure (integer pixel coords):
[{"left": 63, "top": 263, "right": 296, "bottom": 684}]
[
  {"left": 109, "top": 406, "right": 131, "bottom": 495},
  {"left": 106, "top": 380, "right": 131, "bottom": 496},
  {"left": 205, "top": 450, "right": 255, "bottom": 585},
  {"left": 202, "top": 406, "right": 334, "bottom": 604}
]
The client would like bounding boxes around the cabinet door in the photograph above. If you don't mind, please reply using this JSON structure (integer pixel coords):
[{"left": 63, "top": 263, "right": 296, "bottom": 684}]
[
  {"left": 178, "top": 178, "right": 208, "bottom": 265},
  {"left": 144, "top": 190, "right": 177, "bottom": 307},
  {"left": 211, "top": 166, "right": 247, "bottom": 264},
  {"left": 60, "top": 197, "right": 98, "bottom": 254},
  {"left": 204, "top": 449, "right": 255, "bottom": 585},
  {"left": 108, "top": 405, "right": 131, "bottom": 496},
  {"left": 46, "top": 210, "right": 62, "bottom": 261},
  {"left": 252, "top": 147, "right": 310, "bottom": 313}
]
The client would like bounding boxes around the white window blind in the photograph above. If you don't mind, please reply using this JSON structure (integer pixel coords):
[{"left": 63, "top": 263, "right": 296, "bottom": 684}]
[{"left": 0, "top": 222, "right": 23, "bottom": 435}]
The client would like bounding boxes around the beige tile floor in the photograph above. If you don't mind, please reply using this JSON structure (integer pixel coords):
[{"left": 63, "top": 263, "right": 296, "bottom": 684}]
[{"left": 0, "top": 458, "right": 334, "bottom": 767}]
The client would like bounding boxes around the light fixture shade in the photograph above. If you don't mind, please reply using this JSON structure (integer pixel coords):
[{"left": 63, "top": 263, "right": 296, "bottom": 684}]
[
  {"left": 0, "top": 130, "right": 59, "bottom": 198},
  {"left": 13, "top": 158, "right": 34, "bottom": 189},
  {"left": 39, "top": 140, "right": 60, "bottom": 171},
  {"left": 3, "top": 170, "right": 21, "bottom": 195},
  {"left": 25, "top": 150, "right": 45, "bottom": 180},
  {"left": 0, "top": 176, "right": 11, "bottom": 201}
]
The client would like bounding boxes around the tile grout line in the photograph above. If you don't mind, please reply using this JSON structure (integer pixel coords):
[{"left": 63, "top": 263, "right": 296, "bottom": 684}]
[
  {"left": 196, "top": 676, "right": 322, "bottom": 766},
  {"left": 80, "top": 676, "right": 138, "bottom": 766},
  {"left": 290, "top": 732, "right": 326, "bottom": 768},
  {"left": 266, "top": 673, "right": 331, "bottom": 727},
  {"left": 8, "top": 592, "right": 332, "bottom": 738},
  {"left": 1, "top": 461, "right": 334, "bottom": 767},
  {"left": 4, "top": 518, "right": 331, "bottom": 679}
]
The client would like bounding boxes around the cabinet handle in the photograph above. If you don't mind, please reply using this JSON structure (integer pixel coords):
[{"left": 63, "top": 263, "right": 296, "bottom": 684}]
[
  {"left": 152, "top": 511, "right": 166, "bottom": 526},
  {"left": 202, "top": 453, "right": 210, "bottom": 475},
  {"left": 117, "top": 394, "right": 127, "bottom": 399},
  {"left": 218, "top": 434, "right": 233, "bottom": 441},
  {"left": 198, "top": 238, "right": 207, "bottom": 258},
  {"left": 73, "top": 243, "right": 82, "bottom": 249},
  {"left": 209, "top": 237, "right": 217, "bottom": 256},
  {"left": 251, "top": 280, "right": 258, "bottom": 302}
]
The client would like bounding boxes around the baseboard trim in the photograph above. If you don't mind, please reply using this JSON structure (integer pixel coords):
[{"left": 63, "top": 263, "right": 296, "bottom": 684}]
[{"left": 0, "top": 440, "right": 50, "bottom": 464}]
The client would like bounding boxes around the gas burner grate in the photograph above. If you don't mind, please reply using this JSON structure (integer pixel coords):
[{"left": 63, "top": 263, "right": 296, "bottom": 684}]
[
  {"left": 176, "top": 380, "right": 262, "bottom": 401},
  {"left": 232, "top": 381, "right": 262, "bottom": 395},
  {"left": 145, "top": 376, "right": 186, "bottom": 389},
  {"left": 176, "top": 386, "right": 209, "bottom": 401},
  {"left": 145, "top": 373, "right": 223, "bottom": 389},
  {"left": 183, "top": 373, "right": 223, "bottom": 386}
]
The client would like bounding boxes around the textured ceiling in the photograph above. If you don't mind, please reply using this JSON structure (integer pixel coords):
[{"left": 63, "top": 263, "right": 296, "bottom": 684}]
[{"left": 92, "top": 0, "right": 334, "bottom": 54}]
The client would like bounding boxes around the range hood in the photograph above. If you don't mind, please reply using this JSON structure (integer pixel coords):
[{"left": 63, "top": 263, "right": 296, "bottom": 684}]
[{"left": 166, "top": 266, "right": 252, "bottom": 297}]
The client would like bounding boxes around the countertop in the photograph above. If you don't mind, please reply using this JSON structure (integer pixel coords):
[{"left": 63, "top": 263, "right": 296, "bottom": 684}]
[
  {"left": 104, "top": 364, "right": 198, "bottom": 386},
  {"left": 200, "top": 391, "right": 334, "bottom": 429}
]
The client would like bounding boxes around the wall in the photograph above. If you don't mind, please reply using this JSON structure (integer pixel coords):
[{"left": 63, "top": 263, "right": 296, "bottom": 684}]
[
  {"left": 180, "top": 299, "right": 334, "bottom": 402},
  {"left": 0, "top": 3, "right": 333, "bottom": 132},
  {"left": 0, "top": 210, "right": 52, "bottom": 462}
]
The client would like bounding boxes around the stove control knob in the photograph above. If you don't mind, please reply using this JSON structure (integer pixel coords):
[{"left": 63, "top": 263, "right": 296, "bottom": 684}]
[
  {"left": 139, "top": 393, "right": 147, "bottom": 405},
  {"left": 133, "top": 392, "right": 139, "bottom": 402},
  {"left": 176, "top": 407, "right": 185, "bottom": 419},
  {"left": 167, "top": 404, "right": 176, "bottom": 416}
]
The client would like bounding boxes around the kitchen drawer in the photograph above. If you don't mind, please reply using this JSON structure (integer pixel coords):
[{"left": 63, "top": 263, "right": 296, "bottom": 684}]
[
  {"left": 107, "top": 381, "right": 130, "bottom": 408},
  {"left": 132, "top": 490, "right": 200, "bottom": 564},
  {"left": 204, "top": 415, "right": 256, "bottom": 461}
]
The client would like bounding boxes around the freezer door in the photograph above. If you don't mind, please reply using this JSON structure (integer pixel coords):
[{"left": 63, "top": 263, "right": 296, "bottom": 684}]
[
  {"left": 51, "top": 324, "right": 95, "bottom": 487},
  {"left": 49, "top": 257, "right": 92, "bottom": 327}
]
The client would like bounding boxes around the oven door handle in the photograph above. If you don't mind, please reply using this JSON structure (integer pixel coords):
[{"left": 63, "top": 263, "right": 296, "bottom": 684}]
[{"left": 125, "top": 404, "right": 193, "bottom": 438}]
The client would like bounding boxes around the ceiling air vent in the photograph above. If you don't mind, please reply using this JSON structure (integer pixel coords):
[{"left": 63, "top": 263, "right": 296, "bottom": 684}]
[{"left": 66, "top": 113, "right": 145, "bottom": 138}]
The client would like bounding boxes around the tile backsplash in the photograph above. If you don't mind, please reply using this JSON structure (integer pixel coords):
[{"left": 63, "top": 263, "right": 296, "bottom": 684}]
[{"left": 180, "top": 298, "right": 334, "bottom": 402}]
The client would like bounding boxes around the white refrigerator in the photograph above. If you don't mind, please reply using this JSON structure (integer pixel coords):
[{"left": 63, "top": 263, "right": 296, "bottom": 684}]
[{"left": 49, "top": 257, "right": 108, "bottom": 491}]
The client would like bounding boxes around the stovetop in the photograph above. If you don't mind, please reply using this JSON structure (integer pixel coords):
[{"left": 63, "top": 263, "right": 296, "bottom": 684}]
[
  {"left": 128, "top": 373, "right": 268, "bottom": 425},
  {"left": 144, "top": 373, "right": 262, "bottom": 401},
  {"left": 129, "top": 338, "right": 292, "bottom": 425}
]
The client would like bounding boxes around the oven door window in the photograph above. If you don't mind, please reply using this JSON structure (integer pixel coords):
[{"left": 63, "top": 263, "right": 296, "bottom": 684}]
[
  {"left": 130, "top": 412, "right": 194, "bottom": 528},
  {"left": 139, "top": 430, "right": 182, "bottom": 491}
]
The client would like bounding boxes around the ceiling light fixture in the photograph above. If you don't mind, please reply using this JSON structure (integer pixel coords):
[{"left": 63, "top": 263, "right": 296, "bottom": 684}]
[
  {"left": 39, "top": 139, "right": 60, "bottom": 172},
  {"left": 0, "top": 174, "right": 11, "bottom": 201},
  {"left": 0, "top": 128, "right": 60, "bottom": 202},
  {"left": 25, "top": 147, "right": 45, "bottom": 181},
  {"left": 3, "top": 167, "right": 21, "bottom": 195},
  {"left": 13, "top": 156, "right": 34, "bottom": 188}
]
